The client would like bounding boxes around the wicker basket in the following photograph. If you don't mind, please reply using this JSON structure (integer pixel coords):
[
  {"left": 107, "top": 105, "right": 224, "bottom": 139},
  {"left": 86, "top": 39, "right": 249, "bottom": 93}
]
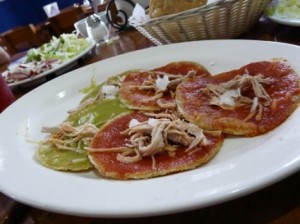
[{"left": 130, "top": 0, "right": 270, "bottom": 45}]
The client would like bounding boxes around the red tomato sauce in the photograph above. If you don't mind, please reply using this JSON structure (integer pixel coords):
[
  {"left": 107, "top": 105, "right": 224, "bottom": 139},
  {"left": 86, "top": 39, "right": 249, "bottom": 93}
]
[
  {"left": 177, "top": 61, "right": 300, "bottom": 136},
  {"left": 90, "top": 112, "right": 223, "bottom": 179}
]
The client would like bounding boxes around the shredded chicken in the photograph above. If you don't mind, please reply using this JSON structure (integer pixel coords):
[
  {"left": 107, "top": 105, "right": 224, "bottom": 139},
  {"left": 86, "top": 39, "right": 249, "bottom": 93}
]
[
  {"left": 129, "top": 70, "right": 196, "bottom": 109},
  {"left": 204, "top": 72, "right": 273, "bottom": 121},
  {"left": 42, "top": 122, "right": 99, "bottom": 153},
  {"left": 68, "top": 90, "right": 103, "bottom": 114},
  {"left": 86, "top": 111, "right": 210, "bottom": 169},
  {"left": 156, "top": 98, "right": 177, "bottom": 109}
]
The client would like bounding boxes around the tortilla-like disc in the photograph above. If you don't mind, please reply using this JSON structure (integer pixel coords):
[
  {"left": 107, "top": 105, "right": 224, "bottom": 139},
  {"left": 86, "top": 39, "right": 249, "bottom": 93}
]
[
  {"left": 176, "top": 61, "right": 300, "bottom": 136},
  {"left": 89, "top": 112, "right": 224, "bottom": 180},
  {"left": 119, "top": 61, "right": 211, "bottom": 111}
]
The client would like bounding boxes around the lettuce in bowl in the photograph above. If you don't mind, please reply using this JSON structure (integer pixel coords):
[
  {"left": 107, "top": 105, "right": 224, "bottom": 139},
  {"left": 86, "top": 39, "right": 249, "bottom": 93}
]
[{"left": 26, "top": 34, "right": 92, "bottom": 63}]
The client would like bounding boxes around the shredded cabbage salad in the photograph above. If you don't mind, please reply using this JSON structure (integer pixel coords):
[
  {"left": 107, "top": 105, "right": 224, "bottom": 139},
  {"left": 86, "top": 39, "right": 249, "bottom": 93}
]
[
  {"left": 3, "top": 34, "right": 92, "bottom": 84},
  {"left": 266, "top": 0, "right": 300, "bottom": 19},
  {"left": 26, "top": 34, "right": 92, "bottom": 63},
  {"left": 277, "top": 0, "right": 300, "bottom": 18}
]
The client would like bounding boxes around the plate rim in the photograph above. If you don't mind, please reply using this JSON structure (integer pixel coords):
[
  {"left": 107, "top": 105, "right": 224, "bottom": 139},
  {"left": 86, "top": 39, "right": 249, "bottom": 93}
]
[
  {"left": 267, "top": 13, "right": 300, "bottom": 26},
  {"left": 0, "top": 39, "right": 300, "bottom": 218}
]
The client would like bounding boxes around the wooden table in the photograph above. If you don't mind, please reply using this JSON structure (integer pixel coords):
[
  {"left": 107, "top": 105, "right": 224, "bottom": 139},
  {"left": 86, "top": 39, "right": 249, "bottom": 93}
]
[{"left": 1, "top": 15, "right": 300, "bottom": 224}]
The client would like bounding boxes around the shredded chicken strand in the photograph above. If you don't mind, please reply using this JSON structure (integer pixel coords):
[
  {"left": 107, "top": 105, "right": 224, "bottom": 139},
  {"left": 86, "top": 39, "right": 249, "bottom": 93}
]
[
  {"left": 243, "top": 96, "right": 258, "bottom": 121},
  {"left": 133, "top": 70, "right": 196, "bottom": 108},
  {"left": 255, "top": 104, "right": 264, "bottom": 121},
  {"left": 151, "top": 155, "right": 156, "bottom": 170},
  {"left": 116, "top": 111, "right": 209, "bottom": 168},
  {"left": 143, "top": 111, "right": 179, "bottom": 120},
  {"left": 141, "top": 92, "right": 164, "bottom": 103},
  {"left": 204, "top": 73, "right": 274, "bottom": 121},
  {"left": 251, "top": 75, "right": 272, "bottom": 105},
  {"left": 42, "top": 122, "right": 99, "bottom": 152},
  {"left": 156, "top": 98, "right": 176, "bottom": 109},
  {"left": 68, "top": 90, "right": 103, "bottom": 114},
  {"left": 85, "top": 146, "right": 129, "bottom": 153},
  {"left": 116, "top": 148, "right": 142, "bottom": 164}
]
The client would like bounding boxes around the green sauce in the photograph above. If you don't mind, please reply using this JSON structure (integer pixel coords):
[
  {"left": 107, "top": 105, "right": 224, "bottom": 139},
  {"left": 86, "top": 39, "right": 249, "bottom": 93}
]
[
  {"left": 36, "top": 85, "right": 130, "bottom": 171},
  {"left": 36, "top": 143, "right": 93, "bottom": 171},
  {"left": 67, "top": 98, "right": 130, "bottom": 127},
  {"left": 79, "top": 71, "right": 132, "bottom": 104}
]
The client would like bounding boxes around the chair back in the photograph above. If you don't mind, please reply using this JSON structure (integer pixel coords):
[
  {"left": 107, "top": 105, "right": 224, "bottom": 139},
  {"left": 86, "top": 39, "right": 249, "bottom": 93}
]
[
  {"left": 0, "top": 24, "right": 43, "bottom": 55},
  {"left": 48, "top": 6, "right": 85, "bottom": 36}
]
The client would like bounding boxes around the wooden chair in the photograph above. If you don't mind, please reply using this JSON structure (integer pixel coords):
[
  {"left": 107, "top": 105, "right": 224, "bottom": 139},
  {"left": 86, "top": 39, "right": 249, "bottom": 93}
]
[
  {"left": 0, "top": 24, "right": 43, "bottom": 55},
  {"left": 47, "top": 6, "right": 85, "bottom": 36}
]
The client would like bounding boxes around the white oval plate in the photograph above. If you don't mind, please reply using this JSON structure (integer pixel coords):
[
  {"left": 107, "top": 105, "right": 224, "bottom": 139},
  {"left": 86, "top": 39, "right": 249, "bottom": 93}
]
[
  {"left": 0, "top": 40, "right": 300, "bottom": 218},
  {"left": 2, "top": 41, "right": 95, "bottom": 88}
]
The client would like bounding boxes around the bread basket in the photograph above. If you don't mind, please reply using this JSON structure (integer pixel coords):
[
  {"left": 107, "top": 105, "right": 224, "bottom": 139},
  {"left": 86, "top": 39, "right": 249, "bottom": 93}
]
[{"left": 129, "top": 0, "right": 270, "bottom": 45}]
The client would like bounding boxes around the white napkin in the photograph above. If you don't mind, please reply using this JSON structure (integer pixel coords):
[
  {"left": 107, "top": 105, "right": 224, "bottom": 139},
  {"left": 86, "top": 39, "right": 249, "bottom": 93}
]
[
  {"left": 43, "top": 2, "right": 60, "bottom": 18},
  {"left": 128, "top": 4, "right": 150, "bottom": 26}
]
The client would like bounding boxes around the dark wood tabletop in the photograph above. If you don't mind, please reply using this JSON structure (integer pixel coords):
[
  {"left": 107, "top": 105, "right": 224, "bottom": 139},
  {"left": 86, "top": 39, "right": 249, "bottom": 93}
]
[{"left": 0, "top": 15, "right": 299, "bottom": 224}]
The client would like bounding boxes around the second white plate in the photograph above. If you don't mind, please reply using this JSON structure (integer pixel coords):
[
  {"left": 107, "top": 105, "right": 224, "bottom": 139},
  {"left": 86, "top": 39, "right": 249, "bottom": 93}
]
[{"left": 3, "top": 41, "right": 95, "bottom": 88}]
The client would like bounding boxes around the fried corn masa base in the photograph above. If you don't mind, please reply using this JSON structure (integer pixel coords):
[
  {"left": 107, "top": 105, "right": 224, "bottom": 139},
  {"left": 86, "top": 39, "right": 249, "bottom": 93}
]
[
  {"left": 88, "top": 111, "right": 224, "bottom": 180},
  {"left": 176, "top": 60, "right": 300, "bottom": 137},
  {"left": 119, "top": 61, "right": 211, "bottom": 111}
]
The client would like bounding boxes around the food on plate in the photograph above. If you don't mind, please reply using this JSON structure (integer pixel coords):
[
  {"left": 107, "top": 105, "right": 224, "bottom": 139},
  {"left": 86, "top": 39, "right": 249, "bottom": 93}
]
[
  {"left": 149, "top": 0, "right": 208, "bottom": 18},
  {"left": 176, "top": 60, "right": 300, "bottom": 136},
  {"left": 36, "top": 60, "right": 300, "bottom": 179},
  {"left": 3, "top": 60, "right": 61, "bottom": 84},
  {"left": 26, "top": 33, "right": 92, "bottom": 63},
  {"left": 36, "top": 73, "right": 130, "bottom": 171},
  {"left": 265, "top": 0, "right": 300, "bottom": 19},
  {"left": 36, "top": 98, "right": 130, "bottom": 171},
  {"left": 79, "top": 70, "right": 130, "bottom": 104},
  {"left": 87, "top": 111, "right": 223, "bottom": 180},
  {"left": 2, "top": 33, "right": 92, "bottom": 85},
  {"left": 119, "top": 61, "right": 211, "bottom": 111}
]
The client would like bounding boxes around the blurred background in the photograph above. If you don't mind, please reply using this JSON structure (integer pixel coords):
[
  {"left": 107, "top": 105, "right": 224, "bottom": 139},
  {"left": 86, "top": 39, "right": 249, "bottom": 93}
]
[{"left": 0, "top": 0, "right": 80, "bottom": 33}]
